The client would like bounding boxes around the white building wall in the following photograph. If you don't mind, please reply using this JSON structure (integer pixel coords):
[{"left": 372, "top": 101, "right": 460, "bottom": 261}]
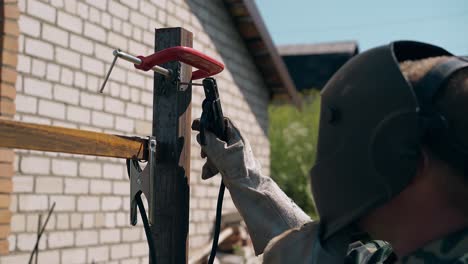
[{"left": 2, "top": 0, "right": 270, "bottom": 263}]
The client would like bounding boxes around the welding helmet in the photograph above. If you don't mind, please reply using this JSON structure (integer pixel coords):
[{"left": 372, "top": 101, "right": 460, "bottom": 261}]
[{"left": 309, "top": 40, "right": 468, "bottom": 255}]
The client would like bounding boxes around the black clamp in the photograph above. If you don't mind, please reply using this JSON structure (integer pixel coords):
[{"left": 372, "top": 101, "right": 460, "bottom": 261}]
[
  {"left": 200, "top": 78, "right": 227, "bottom": 145},
  {"left": 127, "top": 136, "right": 156, "bottom": 225}
]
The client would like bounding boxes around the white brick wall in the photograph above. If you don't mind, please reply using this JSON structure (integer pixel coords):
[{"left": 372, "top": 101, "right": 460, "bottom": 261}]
[
  {"left": 18, "top": 195, "right": 48, "bottom": 211},
  {"left": 90, "top": 179, "right": 112, "bottom": 194},
  {"left": 100, "top": 228, "right": 120, "bottom": 243},
  {"left": 77, "top": 196, "right": 99, "bottom": 212},
  {"left": 57, "top": 11, "right": 83, "bottom": 34},
  {"left": 24, "top": 38, "right": 54, "bottom": 60},
  {"left": 24, "top": 77, "right": 52, "bottom": 99},
  {"left": 80, "top": 92, "right": 103, "bottom": 110},
  {"left": 28, "top": 0, "right": 56, "bottom": 23},
  {"left": 43, "top": 24, "right": 69, "bottom": 47},
  {"left": 38, "top": 100, "right": 66, "bottom": 119},
  {"left": 51, "top": 195, "right": 76, "bottom": 212},
  {"left": 54, "top": 84, "right": 80, "bottom": 105},
  {"left": 103, "top": 163, "right": 124, "bottom": 180},
  {"left": 52, "top": 159, "right": 78, "bottom": 177},
  {"left": 75, "top": 230, "right": 98, "bottom": 246},
  {"left": 67, "top": 106, "right": 91, "bottom": 124},
  {"left": 15, "top": 94, "right": 37, "bottom": 114},
  {"left": 111, "top": 244, "right": 131, "bottom": 260},
  {"left": 18, "top": 16, "right": 40, "bottom": 37},
  {"left": 56, "top": 48, "right": 81, "bottom": 68},
  {"left": 87, "top": 246, "right": 109, "bottom": 262},
  {"left": 48, "top": 231, "right": 74, "bottom": 248},
  {"left": 36, "top": 177, "right": 63, "bottom": 194},
  {"left": 64, "top": 178, "right": 89, "bottom": 194},
  {"left": 79, "top": 161, "right": 101, "bottom": 178},
  {"left": 20, "top": 156, "right": 50, "bottom": 175},
  {"left": 61, "top": 248, "right": 86, "bottom": 264},
  {"left": 8, "top": 0, "right": 271, "bottom": 263}
]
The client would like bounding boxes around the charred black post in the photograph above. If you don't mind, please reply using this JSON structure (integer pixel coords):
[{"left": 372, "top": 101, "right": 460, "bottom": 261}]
[{"left": 151, "top": 27, "right": 192, "bottom": 264}]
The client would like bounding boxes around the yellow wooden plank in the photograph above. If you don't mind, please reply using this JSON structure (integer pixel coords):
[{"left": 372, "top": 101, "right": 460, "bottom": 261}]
[{"left": 0, "top": 119, "right": 148, "bottom": 160}]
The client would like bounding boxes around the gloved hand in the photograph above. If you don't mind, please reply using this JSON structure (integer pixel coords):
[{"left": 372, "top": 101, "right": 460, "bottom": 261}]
[
  {"left": 192, "top": 118, "right": 259, "bottom": 185},
  {"left": 192, "top": 118, "right": 312, "bottom": 255}
]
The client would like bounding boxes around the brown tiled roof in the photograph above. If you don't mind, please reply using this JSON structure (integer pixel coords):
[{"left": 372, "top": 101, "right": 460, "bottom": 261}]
[
  {"left": 278, "top": 41, "right": 359, "bottom": 90},
  {"left": 223, "top": 0, "right": 301, "bottom": 107},
  {"left": 278, "top": 41, "right": 359, "bottom": 56}
]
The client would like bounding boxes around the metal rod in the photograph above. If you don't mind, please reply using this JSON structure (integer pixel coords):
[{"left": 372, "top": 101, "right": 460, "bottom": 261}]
[
  {"left": 99, "top": 51, "right": 119, "bottom": 93},
  {"left": 180, "top": 82, "right": 203, "bottom": 86},
  {"left": 113, "top": 50, "right": 171, "bottom": 77},
  {"left": 35, "top": 215, "right": 41, "bottom": 264},
  {"left": 28, "top": 202, "right": 56, "bottom": 264}
]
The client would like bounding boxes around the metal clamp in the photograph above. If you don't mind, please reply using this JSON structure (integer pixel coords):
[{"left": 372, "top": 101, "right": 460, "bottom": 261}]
[
  {"left": 115, "top": 49, "right": 171, "bottom": 77},
  {"left": 134, "top": 46, "right": 224, "bottom": 80},
  {"left": 127, "top": 137, "right": 156, "bottom": 226},
  {"left": 100, "top": 47, "right": 224, "bottom": 93}
]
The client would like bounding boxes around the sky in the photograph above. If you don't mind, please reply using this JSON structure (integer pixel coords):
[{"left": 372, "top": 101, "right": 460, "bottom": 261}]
[{"left": 256, "top": 0, "right": 468, "bottom": 55}]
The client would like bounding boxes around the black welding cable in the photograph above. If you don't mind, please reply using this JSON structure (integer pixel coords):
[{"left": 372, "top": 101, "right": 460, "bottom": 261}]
[
  {"left": 208, "top": 181, "right": 226, "bottom": 264},
  {"left": 136, "top": 194, "right": 157, "bottom": 264}
]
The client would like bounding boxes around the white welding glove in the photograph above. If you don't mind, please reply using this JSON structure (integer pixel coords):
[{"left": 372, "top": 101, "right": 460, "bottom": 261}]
[{"left": 192, "top": 119, "right": 311, "bottom": 255}]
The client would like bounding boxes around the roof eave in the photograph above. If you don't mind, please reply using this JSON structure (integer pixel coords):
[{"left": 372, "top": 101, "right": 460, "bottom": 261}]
[{"left": 223, "top": 0, "right": 302, "bottom": 108}]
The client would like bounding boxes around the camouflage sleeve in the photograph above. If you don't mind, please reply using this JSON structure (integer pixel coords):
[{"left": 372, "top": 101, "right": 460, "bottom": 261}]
[
  {"left": 264, "top": 228, "right": 468, "bottom": 263},
  {"left": 345, "top": 240, "right": 395, "bottom": 264},
  {"left": 263, "top": 223, "right": 395, "bottom": 264},
  {"left": 398, "top": 228, "right": 468, "bottom": 264}
]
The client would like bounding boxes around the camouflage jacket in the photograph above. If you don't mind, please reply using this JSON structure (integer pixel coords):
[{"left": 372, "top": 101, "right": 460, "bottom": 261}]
[{"left": 346, "top": 227, "right": 468, "bottom": 263}]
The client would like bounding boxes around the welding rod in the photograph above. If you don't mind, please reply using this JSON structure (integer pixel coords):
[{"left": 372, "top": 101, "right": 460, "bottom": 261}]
[{"left": 113, "top": 50, "right": 171, "bottom": 77}]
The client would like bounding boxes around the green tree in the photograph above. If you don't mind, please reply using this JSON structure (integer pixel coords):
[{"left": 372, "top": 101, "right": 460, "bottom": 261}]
[{"left": 269, "top": 91, "right": 320, "bottom": 218}]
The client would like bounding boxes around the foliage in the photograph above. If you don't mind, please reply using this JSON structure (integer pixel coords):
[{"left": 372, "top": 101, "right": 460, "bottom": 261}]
[{"left": 268, "top": 90, "right": 321, "bottom": 218}]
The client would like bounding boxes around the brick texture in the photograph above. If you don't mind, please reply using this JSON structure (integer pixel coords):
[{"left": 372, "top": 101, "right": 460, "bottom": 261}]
[
  {"left": 0, "top": 0, "right": 19, "bottom": 255},
  {"left": 4, "top": 0, "right": 271, "bottom": 262}
]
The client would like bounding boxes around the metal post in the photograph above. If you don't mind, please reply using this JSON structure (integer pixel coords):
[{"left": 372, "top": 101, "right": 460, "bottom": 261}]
[{"left": 151, "top": 27, "right": 192, "bottom": 264}]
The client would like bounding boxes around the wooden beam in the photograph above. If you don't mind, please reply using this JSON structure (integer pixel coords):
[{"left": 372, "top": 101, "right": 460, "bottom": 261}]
[
  {"left": 0, "top": 119, "right": 148, "bottom": 160},
  {"left": 151, "top": 27, "right": 192, "bottom": 264}
]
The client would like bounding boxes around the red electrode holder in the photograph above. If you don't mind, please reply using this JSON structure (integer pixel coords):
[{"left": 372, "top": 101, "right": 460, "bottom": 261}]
[{"left": 134, "top": 46, "right": 225, "bottom": 80}]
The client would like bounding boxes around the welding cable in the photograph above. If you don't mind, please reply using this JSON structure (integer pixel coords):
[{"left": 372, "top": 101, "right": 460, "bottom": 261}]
[
  {"left": 208, "top": 181, "right": 226, "bottom": 264},
  {"left": 136, "top": 194, "right": 157, "bottom": 264}
]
